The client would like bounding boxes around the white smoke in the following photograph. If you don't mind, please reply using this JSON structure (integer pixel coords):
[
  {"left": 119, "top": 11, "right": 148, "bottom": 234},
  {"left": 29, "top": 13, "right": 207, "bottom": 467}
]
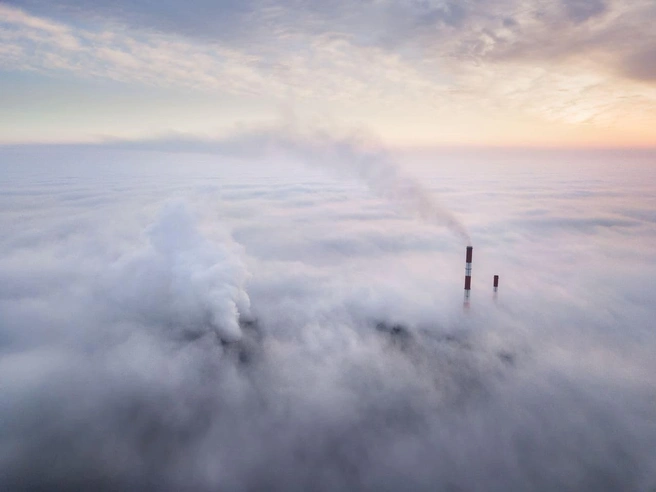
[
  {"left": 103, "top": 201, "right": 250, "bottom": 342},
  {"left": 114, "top": 124, "right": 472, "bottom": 244},
  {"left": 278, "top": 128, "right": 473, "bottom": 245}
]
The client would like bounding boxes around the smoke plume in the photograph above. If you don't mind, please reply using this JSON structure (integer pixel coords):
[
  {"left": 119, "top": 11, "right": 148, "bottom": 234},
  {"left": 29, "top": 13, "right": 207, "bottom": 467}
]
[
  {"left": 113, "top": 125, "right": 472, "bottom": 244},
  {"left": 103, "top": 201, "right": 251, "bottom": 342},
  {"left": 278, "top": 128, "right": 473, "bottom": 245}
]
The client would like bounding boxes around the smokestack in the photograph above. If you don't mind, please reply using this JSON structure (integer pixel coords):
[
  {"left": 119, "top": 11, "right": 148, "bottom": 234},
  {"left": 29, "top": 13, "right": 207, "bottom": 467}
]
[
  {"left": 493, "top": 275, "right": 499, "bottom": 301},
  {"left": 464, "top": 246, "right": 472, "bottom": 307}
]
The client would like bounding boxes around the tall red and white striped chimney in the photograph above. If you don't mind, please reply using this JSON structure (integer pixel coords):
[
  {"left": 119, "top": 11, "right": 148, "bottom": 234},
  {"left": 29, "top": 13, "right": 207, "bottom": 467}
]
[
  {"left": 464, "top": 246, "right": 473, "bottom": 307},
  {"left": 493, "top": 274, "right": 499, "bottom": 301}
]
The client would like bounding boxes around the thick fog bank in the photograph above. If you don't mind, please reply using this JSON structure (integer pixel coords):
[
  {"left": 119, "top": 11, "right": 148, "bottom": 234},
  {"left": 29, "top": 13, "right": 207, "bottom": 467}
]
[{"left": 1, "top": 148, "right": 655, "bottom": 491}]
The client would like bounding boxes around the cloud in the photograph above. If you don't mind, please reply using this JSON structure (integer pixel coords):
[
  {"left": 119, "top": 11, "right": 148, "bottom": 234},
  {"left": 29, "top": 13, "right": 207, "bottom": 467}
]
[
  {"left": 85, "top": 123, "right": 473, "bottom": 243},
  {"left": 563, "top": 0, "right": 608, "bottom": 23},
  {"left": 4, "top": 0, "right": 651, "bottom": 68},
  {"left": 0, "top": 1, "right": 655, "bottom": 151},
  {"left": 1, "top": 144, "right": 656, "bottom": 489},
  {"left": 0, "top": 3, "right": 444, "bottom": 101},
  {"left": 4, "top": 0, "right": 472, "bottom": 45},
  {"left": 102, "top": 201, "right": 251, "bottom": 342},
  {"left": 0, "top": 4, "right": 275, "bottom": 93},
  {"left": 3, "top": 0, "right": 656, "bottom": 133},
  {"left": 622, "top": 45, "right": 656, "bottom": 82}
]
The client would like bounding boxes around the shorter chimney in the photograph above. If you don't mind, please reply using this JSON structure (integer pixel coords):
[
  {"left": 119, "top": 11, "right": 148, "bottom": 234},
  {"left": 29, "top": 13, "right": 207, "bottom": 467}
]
[{"left": 464, "top": 246, "right": 473, "bottom": 308}]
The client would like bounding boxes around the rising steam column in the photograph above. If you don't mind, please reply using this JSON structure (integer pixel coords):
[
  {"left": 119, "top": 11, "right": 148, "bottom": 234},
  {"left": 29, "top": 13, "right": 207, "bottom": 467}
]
[{"left": 464, "top": 246, "right": 473, "bottom": 308}]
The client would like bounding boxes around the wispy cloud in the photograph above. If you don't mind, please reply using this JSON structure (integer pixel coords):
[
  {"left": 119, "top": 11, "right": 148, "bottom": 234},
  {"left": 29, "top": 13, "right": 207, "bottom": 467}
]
[
  {"left": 1, "top": 1, "right": 655, "bottom": 142},
  {"left": 0, "top": 4, "right": 444, "bottom": 103},
  {"left": 7, "top": 0, "right": 655, "bottom": 80}
]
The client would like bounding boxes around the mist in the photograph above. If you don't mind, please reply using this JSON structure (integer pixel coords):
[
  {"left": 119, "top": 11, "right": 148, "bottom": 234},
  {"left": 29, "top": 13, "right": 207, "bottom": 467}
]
[
  {"left": 106, "top": 124, "right": 472, "bottom": 244},
  {"left": 1, "top": 145, "right": 655, "bottom": 491},
  {"left": 277, "top": 128, "right": 473, "bottom": 245}
]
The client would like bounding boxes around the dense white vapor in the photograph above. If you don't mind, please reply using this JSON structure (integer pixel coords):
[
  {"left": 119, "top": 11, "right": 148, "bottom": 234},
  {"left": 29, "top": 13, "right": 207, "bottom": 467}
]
[
  {"left": 0, "top": 146, "right": 655, "bottom": 491},
  {"left": 103, "top": 201, "right": 251, "bottom": 342}
]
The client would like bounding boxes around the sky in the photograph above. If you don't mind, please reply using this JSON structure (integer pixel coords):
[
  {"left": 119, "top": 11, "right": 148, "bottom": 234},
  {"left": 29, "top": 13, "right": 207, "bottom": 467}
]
[
  {"left": 2, "top": 2, "right": 656, "bottom": 490},
  {"left": 1, "top": 0, "right": 656, "bottom": 147}
]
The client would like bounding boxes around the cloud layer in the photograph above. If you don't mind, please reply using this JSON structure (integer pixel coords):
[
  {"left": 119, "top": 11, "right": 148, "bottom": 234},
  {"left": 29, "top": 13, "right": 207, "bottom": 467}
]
[
  {"left": 1, "top": 145, "right": 655, "bottom": 490},
  {"left": 5, "top": 0, "right": 656, "bottom": 82}
]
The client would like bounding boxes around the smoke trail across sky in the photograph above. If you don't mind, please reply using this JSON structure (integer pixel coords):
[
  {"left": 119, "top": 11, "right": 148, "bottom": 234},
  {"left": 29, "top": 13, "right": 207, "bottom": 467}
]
[
  {"left": 108, "top": 124, "right": 473, "bottom": 245},
  {"left": 278, "top": 128, "right": 473, "bottom": 246}
]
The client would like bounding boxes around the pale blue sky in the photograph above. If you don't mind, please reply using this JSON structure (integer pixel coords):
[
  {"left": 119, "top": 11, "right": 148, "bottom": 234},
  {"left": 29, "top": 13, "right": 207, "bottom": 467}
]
[{"left": 1, "top": 0, "right": 655, "bottom": 147}]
